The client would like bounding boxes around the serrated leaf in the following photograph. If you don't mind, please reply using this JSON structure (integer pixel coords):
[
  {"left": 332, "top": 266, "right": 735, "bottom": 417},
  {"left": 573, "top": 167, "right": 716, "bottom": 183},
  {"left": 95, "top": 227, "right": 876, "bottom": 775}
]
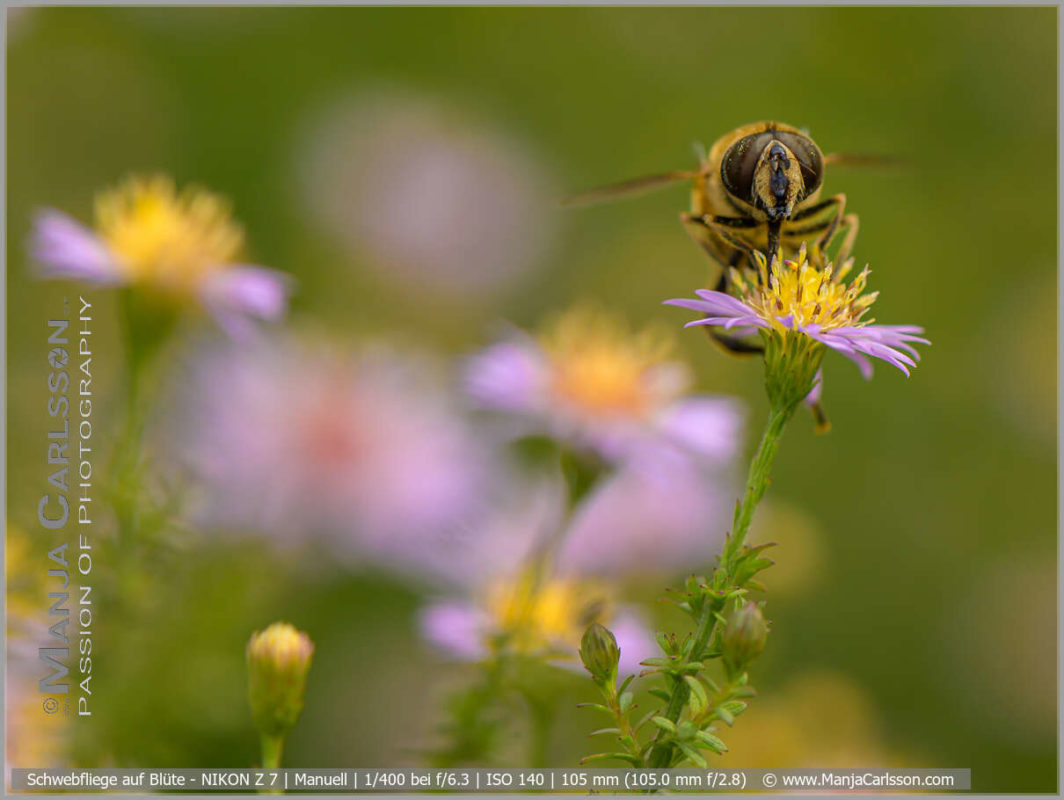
[
  {"left": 580, "top": 752, "right": 643, "bottom": 767},
  {"left": 619, "top": 691, "right": 634, "bottom": 714},
  {"left": 676, "top": 742, "right": 708, "bottom": 768},
  {"left": 695, "top": 731, "right": 728, "bottom": 754},
  {"left": 651, "top": 716, "right": 677, "bottom": 734}
]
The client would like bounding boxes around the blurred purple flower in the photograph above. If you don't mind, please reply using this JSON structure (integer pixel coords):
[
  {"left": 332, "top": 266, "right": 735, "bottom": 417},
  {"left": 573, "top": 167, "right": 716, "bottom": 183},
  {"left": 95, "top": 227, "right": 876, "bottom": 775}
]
[
  {"left": 166, "top": 335, "right": 489, "bottom": 570},
  {"left": 30, "top": 176, "right": 291, "bottom": 338},
  {"left": 559, "top": 446, "right": 733, "bottom": 576},
  {"left": 465, "top": 306, "right": 744, "bottom": 465},
  {"left": 297, "top": 90, "right": 556, "bottom": 302},
  {"left": 420, "top": 574, "right": 656, "bottom": 677}
]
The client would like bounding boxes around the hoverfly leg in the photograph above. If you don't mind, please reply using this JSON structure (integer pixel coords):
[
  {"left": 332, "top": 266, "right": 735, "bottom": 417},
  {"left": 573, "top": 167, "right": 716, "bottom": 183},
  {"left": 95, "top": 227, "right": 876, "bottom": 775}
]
[
  {"left": 832, "top": 214, "right": 859, "bottom": 264},
  {"left": 706, "top": 328, "right": 766, "bottom": 357}
]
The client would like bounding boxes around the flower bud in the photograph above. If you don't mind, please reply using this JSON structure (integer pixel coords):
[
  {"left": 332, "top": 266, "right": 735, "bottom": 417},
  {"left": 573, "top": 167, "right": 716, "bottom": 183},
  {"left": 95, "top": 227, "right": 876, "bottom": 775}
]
[
  {"left": 247, "top": 622, "right": 314, "bottom": 738},
  {"left": 722, "top": 602, "right": 768, "bottom": 672},
  {"left": 580, "top": 622, "right": 620, "bottom": 684}
]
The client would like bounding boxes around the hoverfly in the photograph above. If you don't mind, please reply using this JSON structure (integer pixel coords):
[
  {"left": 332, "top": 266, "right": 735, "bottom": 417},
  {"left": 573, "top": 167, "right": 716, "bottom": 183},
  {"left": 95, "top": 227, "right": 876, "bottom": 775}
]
[{"left": 564, "top": 121, "right": 868, "bottom": 355}]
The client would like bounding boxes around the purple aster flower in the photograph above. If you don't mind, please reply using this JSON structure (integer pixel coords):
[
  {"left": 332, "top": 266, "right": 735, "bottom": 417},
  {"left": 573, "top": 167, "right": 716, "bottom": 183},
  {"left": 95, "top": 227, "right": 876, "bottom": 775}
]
[
  {"left": 665, "top": 246, "right": 929, "bottom": 384},
  {"left": 29, "top": 176, "right": 291, "bottom": 337},
  {"left": 465, "top": 306, "right": 744, "bottom": 465}
]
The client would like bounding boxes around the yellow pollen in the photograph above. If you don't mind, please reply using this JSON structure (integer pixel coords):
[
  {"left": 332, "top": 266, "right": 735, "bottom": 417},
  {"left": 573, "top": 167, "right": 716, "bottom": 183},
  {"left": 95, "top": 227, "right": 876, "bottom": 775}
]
[
  {"left": 541, "top": 306, "right": 676, "bottom": 418},
  {"left": 94, "top": 175, "right": 244, "bottom": 292},
  {"left": 487, "top": 572, "right": 609, "bottom": 656},
  {"left": 729, "top": 245, "right": 877, "bottom": 332}
]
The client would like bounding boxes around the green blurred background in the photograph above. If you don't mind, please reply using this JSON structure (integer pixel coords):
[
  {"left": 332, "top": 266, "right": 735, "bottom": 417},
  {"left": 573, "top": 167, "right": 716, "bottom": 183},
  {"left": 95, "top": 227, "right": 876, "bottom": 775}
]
[{"left": 6, "top": 7, "right": 1056, "bottom": 792}]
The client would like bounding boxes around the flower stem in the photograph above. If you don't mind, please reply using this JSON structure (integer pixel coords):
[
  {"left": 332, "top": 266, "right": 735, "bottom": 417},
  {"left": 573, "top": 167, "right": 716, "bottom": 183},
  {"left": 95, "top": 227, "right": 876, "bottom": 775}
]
[
  {"left": 261, "top": 734, "right": 285, "bottom": 769},
  {"left": 647, "top": 402, "right": 795, "bottom": 768}
]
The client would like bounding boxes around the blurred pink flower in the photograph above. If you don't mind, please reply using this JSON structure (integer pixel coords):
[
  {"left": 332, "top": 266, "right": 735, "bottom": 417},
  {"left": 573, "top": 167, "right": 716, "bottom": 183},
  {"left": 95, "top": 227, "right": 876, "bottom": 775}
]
[
  {"left": 558, "top": 447, "right": 733, "bottom": 576},
  {"left": 465, "top": 306, "right": 744, "bottom": 466},
  {"left": 166, "top": 335, "right": 490, "bottom": 570},
  {"left": 297, "top": 90, "right": 556, "bottom": 301}
]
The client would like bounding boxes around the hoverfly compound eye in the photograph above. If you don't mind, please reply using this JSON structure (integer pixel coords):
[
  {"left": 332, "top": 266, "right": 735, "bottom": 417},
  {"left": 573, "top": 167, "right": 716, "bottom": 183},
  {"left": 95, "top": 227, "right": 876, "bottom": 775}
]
[
  {"left": 721, "top": 132, "right": 771, "bottom": 203},
  {"left": 775, "top": 131, "right": 824, "bottom": 199}
]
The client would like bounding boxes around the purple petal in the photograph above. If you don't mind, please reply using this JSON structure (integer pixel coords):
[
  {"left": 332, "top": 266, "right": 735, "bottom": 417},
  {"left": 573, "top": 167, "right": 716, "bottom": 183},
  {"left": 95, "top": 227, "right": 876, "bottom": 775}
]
[
  {"left": 805, "top": 368, "right": 824, "bottom": 406},
  {"left": 464, "top": 337, "right": 548, "bottom": 414},
  {"left": 420, "top": 602, "right": 486, "bottom": 661},
  {"left": 29, "top": 209, "right": 124, "bottom": 284},
  {"left": 667, "top": 291, "right": 759, "bottom": 319},
  {"left": 610, "top": 610, "right": 659, "bottom": 678},
  {"left": 658, "top": 396, "right": 745, "bottom": 463},
  {"left": 201, "top": 265, "right": 293, "bottom": 339}
]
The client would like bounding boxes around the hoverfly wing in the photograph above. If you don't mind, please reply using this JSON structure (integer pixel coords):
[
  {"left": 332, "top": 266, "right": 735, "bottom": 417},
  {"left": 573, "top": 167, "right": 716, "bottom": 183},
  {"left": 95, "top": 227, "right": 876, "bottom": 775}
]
[{"left": 559, "top": 169, "right": 702, "bottom": 207}]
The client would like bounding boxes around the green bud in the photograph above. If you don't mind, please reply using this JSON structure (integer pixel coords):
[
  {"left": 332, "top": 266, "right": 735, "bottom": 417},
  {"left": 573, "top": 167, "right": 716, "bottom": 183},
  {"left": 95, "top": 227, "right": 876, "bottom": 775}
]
[
  {"left": 722, "top": 602, "right": 768, "bottom": 672},
  {"left": 579, "top": 622, "right": 620, "bottom": 684},
  {"left": 247, "top": 622, "right": 314, "bottom": 738}
]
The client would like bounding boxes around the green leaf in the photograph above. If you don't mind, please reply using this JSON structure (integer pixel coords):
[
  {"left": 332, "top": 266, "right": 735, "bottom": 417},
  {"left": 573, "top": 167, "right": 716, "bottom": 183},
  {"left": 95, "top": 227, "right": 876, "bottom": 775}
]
[
  {"left": 719, "top": 700, "right": 748, "bottom": 717},
  {"left": 683, "top": 676, "right": 708, "bottom": 713},
  {"left": 648, "top": 688, "right": 671, "bottom": 702},
  {"left": 618, "top": 675, "right": 635, "bottom": 694},
  {"left": 695, "top": 731, "right": 728, "bottom": 754},
  {"left": 619, "top": 691, "right": 634, "bottom": 714},
  {"left": 715, "top": 705, "right": 735, "bottom": 726},
  {"left": 676, "top": 742, "right": 708, "bottom": 768},
  {"left": 640, "top": 657, "right": 674, "bottom": 668},
  {"left": 651, "top": 716, "right": 677, "bottom": 734},
  {"left": 588, "top": 727, "right": 621, "bottom": 737},
  {"left": 576, "top": 702, "right": 612, "bottom": 715}
]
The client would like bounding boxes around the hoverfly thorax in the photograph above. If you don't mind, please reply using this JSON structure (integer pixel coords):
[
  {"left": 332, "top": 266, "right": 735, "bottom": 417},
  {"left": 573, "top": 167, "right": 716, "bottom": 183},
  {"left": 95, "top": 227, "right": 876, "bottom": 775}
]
[{"left": 720, "top": 129, "right": 824, "bottom": 221}]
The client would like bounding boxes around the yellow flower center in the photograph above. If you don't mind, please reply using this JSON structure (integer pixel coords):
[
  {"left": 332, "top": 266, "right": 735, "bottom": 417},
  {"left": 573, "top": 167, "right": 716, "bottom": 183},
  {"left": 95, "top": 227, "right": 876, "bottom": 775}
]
[
  {"left": 95, "top": 175, "right": 244, "bottom": 292},
  {"left": 487, "top": 571, "right": 609, "bottom": 657},
  {"left": 730, "top": 246, "right": 878, "bottom": 333},
  {"left": 541, "top": 306, "right": 677, "bottom": 419}
]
